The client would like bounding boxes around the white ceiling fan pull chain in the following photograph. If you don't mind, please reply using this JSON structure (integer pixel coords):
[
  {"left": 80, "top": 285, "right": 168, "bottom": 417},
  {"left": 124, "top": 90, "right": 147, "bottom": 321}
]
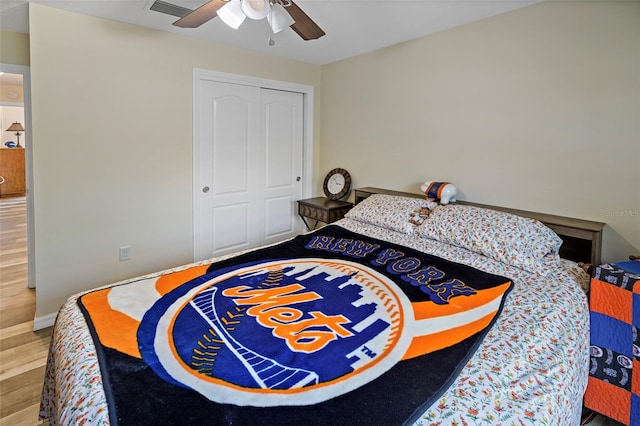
[{"left": 267, "top": 7, "right": 275, "bottom": 46}]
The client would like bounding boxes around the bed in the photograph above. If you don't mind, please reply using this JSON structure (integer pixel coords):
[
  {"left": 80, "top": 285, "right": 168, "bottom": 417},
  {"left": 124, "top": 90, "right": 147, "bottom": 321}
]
[{"left": 40, "top": 192, "right": 592, "bottom": 425}]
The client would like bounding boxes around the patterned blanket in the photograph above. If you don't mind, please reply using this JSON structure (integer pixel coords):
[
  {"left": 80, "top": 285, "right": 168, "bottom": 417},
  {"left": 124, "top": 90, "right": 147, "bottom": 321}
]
[
  {"left": 78, "top": 225, "right": 512, "bottom": 425},
  {"left": 585, "top": 259, "right": 640, "bottom": 425}
]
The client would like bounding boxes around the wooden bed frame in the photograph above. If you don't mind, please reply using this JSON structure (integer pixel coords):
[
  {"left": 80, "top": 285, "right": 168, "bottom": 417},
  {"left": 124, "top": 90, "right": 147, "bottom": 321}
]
[{"left": 353, "top": 187, "right": 605, "bottom": 265}]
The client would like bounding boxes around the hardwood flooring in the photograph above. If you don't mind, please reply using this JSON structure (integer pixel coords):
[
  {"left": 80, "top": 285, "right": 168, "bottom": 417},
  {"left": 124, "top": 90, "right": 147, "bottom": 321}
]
[{"left": 0, "top": 197, "right": 50, "bottom": 426}]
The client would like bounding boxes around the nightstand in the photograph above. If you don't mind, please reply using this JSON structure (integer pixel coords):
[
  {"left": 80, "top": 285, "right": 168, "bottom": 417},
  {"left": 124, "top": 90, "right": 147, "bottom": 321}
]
[{"left": 297, "top": 197, "right": 353, "bottom": 231}]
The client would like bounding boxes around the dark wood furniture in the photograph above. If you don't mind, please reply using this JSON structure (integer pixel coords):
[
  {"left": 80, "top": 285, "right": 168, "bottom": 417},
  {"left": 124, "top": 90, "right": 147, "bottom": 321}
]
[
  {"left": 354, "top": 187, "right": 605, "bottom": 265},
  {"left": 297, "top": 197, "right": 353, "bottom": 231},
  {"left": 0, "top": 148, "right": 26, "bottom": 198}
]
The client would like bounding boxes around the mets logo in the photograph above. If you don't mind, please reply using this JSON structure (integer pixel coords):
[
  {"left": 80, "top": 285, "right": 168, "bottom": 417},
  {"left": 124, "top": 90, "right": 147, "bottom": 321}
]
[{"left": 137, "top": 258, "right": 414, "bottom": 406}]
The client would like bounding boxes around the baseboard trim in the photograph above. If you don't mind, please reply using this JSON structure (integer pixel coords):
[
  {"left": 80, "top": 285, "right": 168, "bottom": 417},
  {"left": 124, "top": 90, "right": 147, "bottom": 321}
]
[{"left": 33, "top": 312, "right": 57, "bottom": 330}]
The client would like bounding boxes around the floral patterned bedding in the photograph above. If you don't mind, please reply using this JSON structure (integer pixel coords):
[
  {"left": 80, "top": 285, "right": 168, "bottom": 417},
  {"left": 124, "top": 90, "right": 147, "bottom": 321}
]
[
  {"left": 40, "top": 214, "right": 590, "bottom": 425},
  {"left": 339, "top": 218, "right": 590, "bottom": 425}
]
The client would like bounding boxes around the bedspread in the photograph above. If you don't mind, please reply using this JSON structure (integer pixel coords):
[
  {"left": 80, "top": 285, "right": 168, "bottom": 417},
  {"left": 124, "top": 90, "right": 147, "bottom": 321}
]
[
  {"left": 584, "top": 259, "right": 640, "bottom": 426},
  {"left": 40, "top": 219, "right": 590, "bottom": 425}
]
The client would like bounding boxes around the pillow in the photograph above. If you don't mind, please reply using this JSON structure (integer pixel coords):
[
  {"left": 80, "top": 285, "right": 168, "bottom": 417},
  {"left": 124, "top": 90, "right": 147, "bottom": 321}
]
[
  {"left": 345, "top": 194, "right": 438, "bottom": 234},
  {"left": 417, "top": 204, "right": 563, "bottom": 274}
]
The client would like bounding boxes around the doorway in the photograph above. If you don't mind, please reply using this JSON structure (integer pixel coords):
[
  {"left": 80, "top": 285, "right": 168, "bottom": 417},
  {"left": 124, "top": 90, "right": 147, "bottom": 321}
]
[
  {"left": 0, "top": 64, "right": 34, "bottom": 292},
  {"left": 1, "top": 73, "right": 26, "bottom": 199}
]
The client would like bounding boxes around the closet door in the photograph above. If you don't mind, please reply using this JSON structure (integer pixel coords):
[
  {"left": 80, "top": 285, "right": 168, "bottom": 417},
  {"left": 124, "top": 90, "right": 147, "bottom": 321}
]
[
  {"left": 195, "top": 80, "right": 303, "bottom": 261},
  {"left": 261, "top": 88, "right": 303, "bottom": 247}
]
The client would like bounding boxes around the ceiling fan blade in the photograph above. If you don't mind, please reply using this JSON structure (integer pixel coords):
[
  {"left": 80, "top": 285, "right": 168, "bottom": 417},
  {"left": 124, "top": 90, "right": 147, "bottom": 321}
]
[
  {"left": 286, "top": 1, "right": 325, "bottom": 40},
  {"left": 173, "top": 0, "right": 226, "bottom": 28}
]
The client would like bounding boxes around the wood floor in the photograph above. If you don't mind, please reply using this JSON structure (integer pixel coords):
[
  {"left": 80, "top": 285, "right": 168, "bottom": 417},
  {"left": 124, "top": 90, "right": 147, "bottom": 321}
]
[{"left": 0, "top": 197, "right": 51, "bottom": 426}]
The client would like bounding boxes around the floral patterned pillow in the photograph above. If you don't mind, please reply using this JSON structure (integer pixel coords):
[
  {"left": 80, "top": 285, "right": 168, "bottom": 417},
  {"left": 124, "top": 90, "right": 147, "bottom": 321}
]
[
  {"left": 345, "top": 194, "right": 438, "bottom": 234},
  {"left": 417, "top": 205, "right": 563, "bottom": 274}
]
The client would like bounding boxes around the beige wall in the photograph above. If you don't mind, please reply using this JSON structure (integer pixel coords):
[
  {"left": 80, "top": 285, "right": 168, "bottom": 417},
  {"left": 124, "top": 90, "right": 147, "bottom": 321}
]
[
  {"left": 321, "top": 0, "right": 640, "bottom": 263},
  {"left": 28, "top": 4, "right": 321, "bottom": 321},
  {"left": 0, "top": 30, "right": 30, "bottom": 66}
]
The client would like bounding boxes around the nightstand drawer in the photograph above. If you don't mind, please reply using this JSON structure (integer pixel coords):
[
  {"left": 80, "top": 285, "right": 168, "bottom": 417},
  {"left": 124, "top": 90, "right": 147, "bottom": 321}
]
[
  {"left": 299, "top": 203, "right": 327, "bottom": 222},
  {"left": 297, "top": 197, "right": 353, "bottom": 231}
]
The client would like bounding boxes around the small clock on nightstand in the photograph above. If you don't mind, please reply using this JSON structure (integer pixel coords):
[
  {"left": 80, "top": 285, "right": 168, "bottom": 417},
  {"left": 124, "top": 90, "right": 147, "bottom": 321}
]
[
  {"left": 297, "top": 168, "right": 353, "bottom": 231},
  {"left": 323, "top": 168, "right": 351, "bottom": 200}
]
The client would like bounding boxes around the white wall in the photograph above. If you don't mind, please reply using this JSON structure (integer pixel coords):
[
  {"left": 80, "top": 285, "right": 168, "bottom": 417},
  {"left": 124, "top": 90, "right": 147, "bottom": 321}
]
[
  {"left": 28, "top": 4, "right": 321, "bottom": 322},
  {"left": 320, "top": 0, "right": 640, "bottom": 263}
]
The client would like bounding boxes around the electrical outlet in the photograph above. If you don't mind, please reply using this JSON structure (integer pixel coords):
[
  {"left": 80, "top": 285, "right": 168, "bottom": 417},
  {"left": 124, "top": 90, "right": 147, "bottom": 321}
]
[{"left": 119, "top": 246, "right": 131, "bottom": 261}]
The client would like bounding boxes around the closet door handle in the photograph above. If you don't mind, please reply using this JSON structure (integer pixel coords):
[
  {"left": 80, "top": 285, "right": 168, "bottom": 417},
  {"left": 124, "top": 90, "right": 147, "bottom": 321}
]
[
  {"left": 202, "top": 186, "right": 210, "bottom": 193},
  {"left": 0, "top": 176, "right": 5, "bottom": 185}
]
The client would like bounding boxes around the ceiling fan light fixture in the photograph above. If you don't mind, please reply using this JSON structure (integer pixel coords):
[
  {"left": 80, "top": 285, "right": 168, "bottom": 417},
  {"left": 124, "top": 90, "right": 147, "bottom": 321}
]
[
  {"left": 241, "top": 0, "right": 270, "bottom": 20},
  {"left": 267, "top": 3, "right": 294, "bottom": 34},
  {"left": 217, "top": 0, "right": 246, "bottom": 29}
]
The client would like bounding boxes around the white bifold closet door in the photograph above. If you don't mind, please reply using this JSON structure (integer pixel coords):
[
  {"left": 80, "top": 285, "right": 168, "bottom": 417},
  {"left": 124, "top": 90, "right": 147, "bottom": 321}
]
[{"left": 195, "top": 80, "right": 304, "bottom": 261}]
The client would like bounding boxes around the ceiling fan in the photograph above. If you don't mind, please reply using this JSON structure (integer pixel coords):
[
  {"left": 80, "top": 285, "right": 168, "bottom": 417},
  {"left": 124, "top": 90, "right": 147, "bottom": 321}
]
[{"left": 172, "top": 0, "right": 325, "bottom": 41}]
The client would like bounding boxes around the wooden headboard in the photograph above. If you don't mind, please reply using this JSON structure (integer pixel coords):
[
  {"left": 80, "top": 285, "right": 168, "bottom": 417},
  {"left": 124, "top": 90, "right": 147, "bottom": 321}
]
[{"left": 353, "top": 187, "right": 605, "bottom": 265}]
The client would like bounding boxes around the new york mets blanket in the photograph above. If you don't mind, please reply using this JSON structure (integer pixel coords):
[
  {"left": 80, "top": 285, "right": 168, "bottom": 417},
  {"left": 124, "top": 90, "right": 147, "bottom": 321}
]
[{"left": 77, "top": 225, "right": 512, "bottom": 425}]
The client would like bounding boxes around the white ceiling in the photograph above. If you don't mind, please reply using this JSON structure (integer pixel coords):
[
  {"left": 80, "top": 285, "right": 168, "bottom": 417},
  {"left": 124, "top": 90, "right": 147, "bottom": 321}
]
[{"left": 0, "top": 0, "right": 542, "bottom": 65}]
